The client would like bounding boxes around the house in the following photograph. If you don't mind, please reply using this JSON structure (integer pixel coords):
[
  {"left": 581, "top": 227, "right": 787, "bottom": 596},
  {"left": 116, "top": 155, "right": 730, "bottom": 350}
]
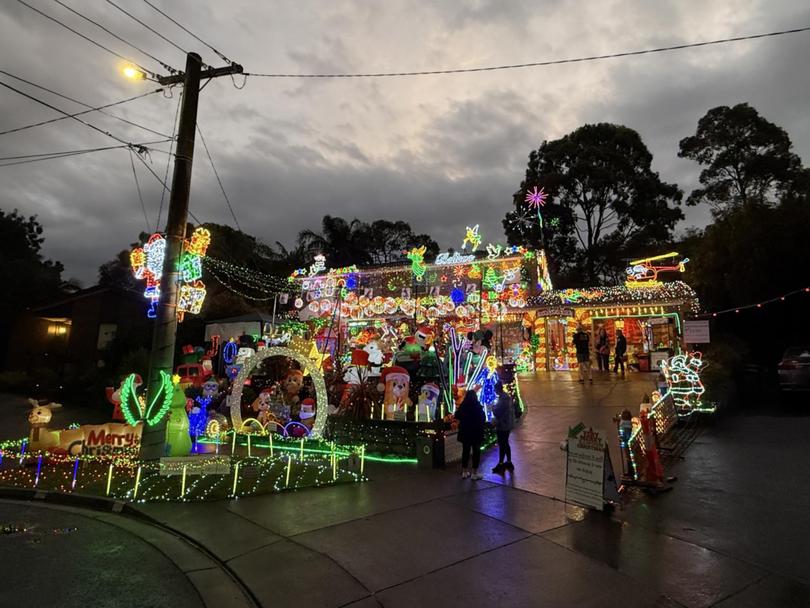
[{"left": 4, "top": 285, "right": 150, "bottom": 376}]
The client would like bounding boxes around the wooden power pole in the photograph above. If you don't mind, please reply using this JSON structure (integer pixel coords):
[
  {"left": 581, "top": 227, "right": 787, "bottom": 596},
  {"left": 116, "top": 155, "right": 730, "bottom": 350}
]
[{"left": 140, "top": 53, "right": 242, "bottom": 460}]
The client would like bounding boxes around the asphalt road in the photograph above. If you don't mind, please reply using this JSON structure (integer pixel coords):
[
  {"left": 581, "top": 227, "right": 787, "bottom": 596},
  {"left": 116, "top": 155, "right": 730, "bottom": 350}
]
[{"left": 0, "top": 501, "right": 201, "bottom": 608}]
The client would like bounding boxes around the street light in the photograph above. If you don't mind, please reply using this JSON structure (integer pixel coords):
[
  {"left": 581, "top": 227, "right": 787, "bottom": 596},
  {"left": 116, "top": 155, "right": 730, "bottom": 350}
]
[{"left": 122, "top": 65, "right": 146, "bottom": 80}]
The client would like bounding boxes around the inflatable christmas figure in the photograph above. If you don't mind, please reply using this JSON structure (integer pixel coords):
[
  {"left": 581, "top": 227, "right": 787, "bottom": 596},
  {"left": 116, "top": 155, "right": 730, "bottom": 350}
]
[
  {"left": 27, "top": 400, "right": 62, "bottom": 451},
  {"left": 639, "top": 409, "right": 664, "bottom": 486},
  {"left": 416, "top": 383, "right": 440, "bottom": 422},
  {"left": 363, "top": 340, "right": 384, "bottom": 376},
  {"left": 616, "top": 408, "right": 635, "bottom": 479},
  {"left": 380, "top": 366, "right": 412, "bottom": 420},
  {"left": 299, "top": 398, "right": 316, "bottom": 430},
  {"left": 282, "top": 369, "right": 304, "bottom": 407},
  {"left": 106, "top": 375, "right": 142, "bottom": 422},
  {"left": 165, "top": 388, "right": 192, "bottom": 456},
  {"left": 251, "top": 388, "right": 276, "bottom": 427}
]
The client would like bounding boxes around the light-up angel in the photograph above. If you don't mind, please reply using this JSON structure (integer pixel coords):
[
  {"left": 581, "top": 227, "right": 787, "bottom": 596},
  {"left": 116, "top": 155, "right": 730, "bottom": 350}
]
[{"left": 462, "top": 224, "right": 482, "bottom": 251}]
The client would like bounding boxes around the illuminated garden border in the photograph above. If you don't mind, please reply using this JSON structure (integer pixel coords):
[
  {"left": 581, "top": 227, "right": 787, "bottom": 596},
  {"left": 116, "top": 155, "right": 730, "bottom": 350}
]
[{"left": 229, "top": 347, "right": 328, "bottom": 438}]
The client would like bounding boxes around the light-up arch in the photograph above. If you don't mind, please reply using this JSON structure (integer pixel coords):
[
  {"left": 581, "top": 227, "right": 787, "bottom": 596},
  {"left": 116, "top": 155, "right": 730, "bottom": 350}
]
[{"left": 229, "top": 347, "right": 328, "bottom": 438}]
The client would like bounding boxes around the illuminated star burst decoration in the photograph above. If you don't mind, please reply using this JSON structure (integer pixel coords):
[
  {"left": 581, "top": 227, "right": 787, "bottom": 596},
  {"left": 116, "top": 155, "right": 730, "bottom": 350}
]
[
  {"left": 509, "top": 207, "right": 535, "bottom": 234},
  {"left": 524, "top": 186, "right": 548, "bottom": 228}
]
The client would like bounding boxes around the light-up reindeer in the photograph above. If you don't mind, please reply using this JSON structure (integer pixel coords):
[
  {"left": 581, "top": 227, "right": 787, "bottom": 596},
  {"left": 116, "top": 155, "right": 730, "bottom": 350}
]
[{"left": 27, "top": 399, "right": 63, "bottom": 450}]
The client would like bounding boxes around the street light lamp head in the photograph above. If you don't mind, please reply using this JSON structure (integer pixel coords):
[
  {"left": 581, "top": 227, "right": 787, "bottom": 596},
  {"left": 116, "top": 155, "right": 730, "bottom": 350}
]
[{"left": 122, "top": 65, "right": 146, "bottom": 80}]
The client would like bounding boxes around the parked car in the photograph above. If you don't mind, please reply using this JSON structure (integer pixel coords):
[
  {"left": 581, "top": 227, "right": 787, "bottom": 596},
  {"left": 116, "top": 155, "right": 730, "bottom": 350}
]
[{"left": 777, "top": 346, "right": 810, "bottom": 392}]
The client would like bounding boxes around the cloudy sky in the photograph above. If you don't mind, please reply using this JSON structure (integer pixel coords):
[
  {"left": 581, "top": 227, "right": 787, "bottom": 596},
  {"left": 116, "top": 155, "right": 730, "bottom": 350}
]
[{"left": 2, "top": 0, "right": 809, "bottom": 284}]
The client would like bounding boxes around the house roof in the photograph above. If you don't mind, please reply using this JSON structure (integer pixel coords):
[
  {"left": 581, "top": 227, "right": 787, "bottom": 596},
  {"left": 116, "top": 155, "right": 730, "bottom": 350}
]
[
  {"left": 30, "top": 285, "right": 144, "bottom": 317},
  {"left": 205, "top": 312, "right": 275, "bottom": 325}
]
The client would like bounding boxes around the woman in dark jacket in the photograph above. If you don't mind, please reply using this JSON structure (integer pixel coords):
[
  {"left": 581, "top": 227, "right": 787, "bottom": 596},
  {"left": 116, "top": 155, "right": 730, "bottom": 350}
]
[{"left": 454, "top": 389, "right": 486, "bottom": 480}]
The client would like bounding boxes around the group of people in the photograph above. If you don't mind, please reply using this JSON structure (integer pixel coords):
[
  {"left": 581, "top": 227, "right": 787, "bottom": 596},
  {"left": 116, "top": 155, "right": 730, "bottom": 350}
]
[
  {"left": 573, "top": 325, "right": 628, "bottom": 383},
  {"left": 453, "top": 382, "right": 516, "bottom": 480}
]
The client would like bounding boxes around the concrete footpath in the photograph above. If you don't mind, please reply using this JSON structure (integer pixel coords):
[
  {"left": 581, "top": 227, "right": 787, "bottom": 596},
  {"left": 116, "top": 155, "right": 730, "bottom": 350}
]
[{"left": 3, "top": 375, "right": 810, "bottom": 606}]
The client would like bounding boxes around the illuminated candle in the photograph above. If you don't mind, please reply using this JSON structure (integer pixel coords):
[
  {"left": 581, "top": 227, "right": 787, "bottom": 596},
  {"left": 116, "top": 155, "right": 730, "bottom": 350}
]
[
  {"left": 71, "top": 458, "right": 80, "bottom": 490},
  {"left": 105, "top": 464, "right": 114, "bottom": 496},
  {"left": 231, "top": 462, "right": 240, "bottom": 497},
  {"left": 133, "top": 466, "right": 142, "bottom": 498}
]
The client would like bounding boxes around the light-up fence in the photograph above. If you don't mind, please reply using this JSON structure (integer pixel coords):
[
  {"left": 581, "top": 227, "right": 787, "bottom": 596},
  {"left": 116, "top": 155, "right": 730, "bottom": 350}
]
[{"left": 0, "top": 434, "right": 365, "bottom": 502}]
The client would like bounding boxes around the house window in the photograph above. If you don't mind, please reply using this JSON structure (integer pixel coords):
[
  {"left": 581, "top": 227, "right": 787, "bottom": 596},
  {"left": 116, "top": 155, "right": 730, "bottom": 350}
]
[{"left": 97, "top": 323, "right": 118, "bottom": 350}]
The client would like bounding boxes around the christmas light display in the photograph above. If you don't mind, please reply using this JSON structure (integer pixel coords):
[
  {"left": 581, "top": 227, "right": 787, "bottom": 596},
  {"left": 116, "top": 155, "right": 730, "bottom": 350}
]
[
  {"left": 536, "top": 249, "right": 553, "bottom": 292},
  {"left": 119, "top": 370, "right": 174, "bottom": 426},
  {"left": 407, "top": 246, "right": 427, "bottom": 281},
  {"left": 525, "top": 186, "right": 548, "bottom": 227},
  {"left": 625, "top": 251, "right": 688, "bottom": 288},
  {"left": 0, "top": 435, "right": 364, "bottom": 502},
  {"left": 529, "top": 281, "right": 699, "bottom": 315},
  {"left": 659, "top": 351, "right": 708, "bottom": 415},
  {"left": 130, "top": 227, "right": 212, "bottom": 320},
  {"left": 229, "top": 347, "right": 329, "bottom": 437},
  {"left": 486, "top": 243, "right": 503, "bottom": 259},
  {"left": 461, "top": 225, "right": 482, "bottom": 251}
]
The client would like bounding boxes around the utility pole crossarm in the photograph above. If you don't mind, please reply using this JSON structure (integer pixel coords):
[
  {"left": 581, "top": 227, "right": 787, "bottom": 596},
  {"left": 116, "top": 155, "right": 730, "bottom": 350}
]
[{"left": 157, "top": 63, "right": 243, "bottom": 86}]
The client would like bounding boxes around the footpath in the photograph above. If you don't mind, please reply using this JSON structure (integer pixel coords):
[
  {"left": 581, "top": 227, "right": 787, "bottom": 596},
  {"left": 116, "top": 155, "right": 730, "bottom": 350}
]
[{"left": 3, "top": 377, "right": 809, "bottom": 606}]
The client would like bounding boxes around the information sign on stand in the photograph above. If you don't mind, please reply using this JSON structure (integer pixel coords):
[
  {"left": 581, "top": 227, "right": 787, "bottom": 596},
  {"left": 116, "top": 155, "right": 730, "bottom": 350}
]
[
  {"left": 565, "top": 424, "right": 620, "bottom": 510},
  {"left": 684, "top": 319, "right": 710, "bottom": 344}
]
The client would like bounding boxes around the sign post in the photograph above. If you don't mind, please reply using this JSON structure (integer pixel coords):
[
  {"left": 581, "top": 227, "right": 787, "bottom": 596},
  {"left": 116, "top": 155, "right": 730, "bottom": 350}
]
[
  {"left": 684, "top": 319, "right": 710, "bottom": 344},
  {"left": 564, "top": 424, "right": 620, "bottom": 510}
]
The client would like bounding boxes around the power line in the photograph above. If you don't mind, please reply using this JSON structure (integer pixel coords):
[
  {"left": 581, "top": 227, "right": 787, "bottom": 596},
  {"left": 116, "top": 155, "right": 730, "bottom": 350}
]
[
  {"left": 128, "top": 147, "right": 151, "bottom": 230},
  {"left": 246, "top": 26, "right": 810, "bottom": 78},
  {"left": 139, "top": 0, "right": 232, "bottom": 65},
  {"left": 0, "top": 78, "right": 133, "bottom": 144},
  {"left": 53, "top": 0, "right": 179, "bottom": 74},
  {"left": 14, "top": 0, "right": 157, "bottom": 79},
  {"left": 0, "top": 139, "right": 170, "bottom": 168},
  {"left": 0, "top": 71, "right": 167, "bottom": 137},
  {"left": 196, "top": 123, "right": 241, "bottom": 231},
  {"left": 104, "top": 0, "right": 190, "bottom": 60}
]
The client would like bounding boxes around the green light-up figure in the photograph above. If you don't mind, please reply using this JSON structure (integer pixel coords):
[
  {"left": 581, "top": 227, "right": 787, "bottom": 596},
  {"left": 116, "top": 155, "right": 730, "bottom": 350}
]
[{"left": 164, "top": 385, "right": 192, "bottom": 456}]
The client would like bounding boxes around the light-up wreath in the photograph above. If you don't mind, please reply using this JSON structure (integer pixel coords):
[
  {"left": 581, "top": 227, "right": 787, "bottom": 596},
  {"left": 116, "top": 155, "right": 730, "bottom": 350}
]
[{"left": 228, "top": 347, "right": 328, "bottom": 438}]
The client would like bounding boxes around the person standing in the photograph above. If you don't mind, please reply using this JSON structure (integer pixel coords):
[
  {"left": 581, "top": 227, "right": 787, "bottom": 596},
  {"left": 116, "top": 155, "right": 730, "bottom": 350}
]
[
  {"left": 573, "top": 325, "right": 592, "bottom": 383},
  {"left": 596, "top": 327, "right": 610, "bottom": 372},
  {"left": 491, "top": 382, "right": 516, "bottom": 474},
  {"left": 454, "top": 389, "right": 486, "bottom": 479},
  {"left": 613, "top": 329, "right": 627, "bottom": 378}
]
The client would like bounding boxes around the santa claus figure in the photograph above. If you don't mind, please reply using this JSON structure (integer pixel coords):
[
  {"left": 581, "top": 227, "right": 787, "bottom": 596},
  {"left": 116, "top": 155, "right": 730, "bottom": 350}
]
[
  {"left": 415, "top": 326, "right": 435, "bottom": 350},
  {"left": 106, "top": 375, "right": 141, "bottom": 421},
  {"left": 380, "top": 366, "right": 412, "bottom": 420}
]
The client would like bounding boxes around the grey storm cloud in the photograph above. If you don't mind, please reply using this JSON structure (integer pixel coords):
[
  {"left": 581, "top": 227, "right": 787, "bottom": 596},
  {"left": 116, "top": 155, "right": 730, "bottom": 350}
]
[{"left": 1, "top": 0, "right": 809, "bottom": 284}]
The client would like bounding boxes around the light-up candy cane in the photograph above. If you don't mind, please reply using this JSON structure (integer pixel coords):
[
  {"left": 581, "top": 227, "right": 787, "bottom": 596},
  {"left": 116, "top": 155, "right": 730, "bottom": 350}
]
[{"left": 465, "top": 347, "right": 489, "bottom": 392}]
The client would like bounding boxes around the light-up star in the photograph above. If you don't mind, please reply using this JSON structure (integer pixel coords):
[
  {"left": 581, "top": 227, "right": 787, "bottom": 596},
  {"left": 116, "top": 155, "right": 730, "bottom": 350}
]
[
  {"left": 462, "top": 225, "right": 482, "bottom": 251},
  {"left": 172, "top": 373, "right": 182, "bottom": 385},
  {"left": 524, "top": 186, "right": 547, "bottom": 208}
]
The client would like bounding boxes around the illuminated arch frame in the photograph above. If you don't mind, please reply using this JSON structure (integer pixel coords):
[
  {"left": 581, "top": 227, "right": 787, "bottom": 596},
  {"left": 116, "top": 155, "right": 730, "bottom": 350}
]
[{"left": 229, "top": 347, "right": 328, "bottom": 438}]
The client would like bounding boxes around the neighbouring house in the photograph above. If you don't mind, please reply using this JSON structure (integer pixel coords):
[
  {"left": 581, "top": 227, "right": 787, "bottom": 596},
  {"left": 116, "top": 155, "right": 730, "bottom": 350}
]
[{"left": 4, "top": 285, "right": 150, "bottom": 377}]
